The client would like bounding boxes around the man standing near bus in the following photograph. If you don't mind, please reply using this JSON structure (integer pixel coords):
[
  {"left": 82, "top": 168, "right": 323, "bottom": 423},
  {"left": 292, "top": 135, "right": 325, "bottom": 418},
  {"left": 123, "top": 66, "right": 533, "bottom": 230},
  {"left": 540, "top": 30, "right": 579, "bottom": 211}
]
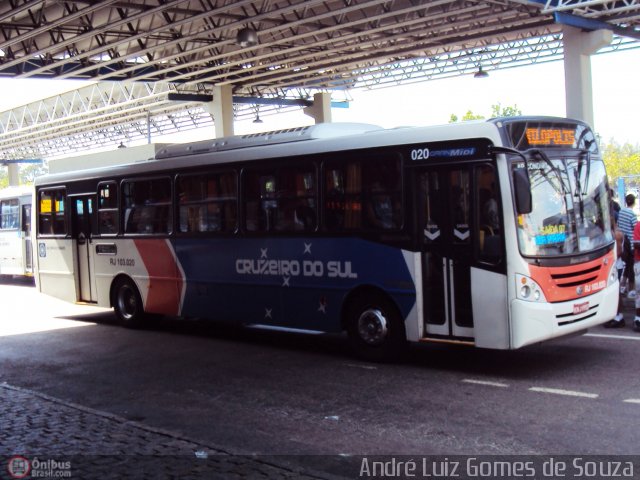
[
  {"left": 618, "top": 194, "right": 638, "bottom": 296},
  {"left": 633, "top": 220, "right": 640, "bottom": 331}
]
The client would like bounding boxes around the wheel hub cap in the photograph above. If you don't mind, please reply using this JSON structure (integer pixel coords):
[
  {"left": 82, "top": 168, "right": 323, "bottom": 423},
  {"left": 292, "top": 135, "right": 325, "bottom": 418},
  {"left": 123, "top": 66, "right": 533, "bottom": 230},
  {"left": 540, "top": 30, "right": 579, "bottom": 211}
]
[{"left": 357, "top": 309, "right": 388, "bottom": 346}]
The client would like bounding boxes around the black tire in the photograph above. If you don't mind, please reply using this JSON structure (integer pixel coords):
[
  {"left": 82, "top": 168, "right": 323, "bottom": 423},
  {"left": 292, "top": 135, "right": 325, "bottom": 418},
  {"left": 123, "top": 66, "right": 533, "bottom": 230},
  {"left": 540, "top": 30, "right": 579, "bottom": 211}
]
[
  {"left": 345, "top": 294, "right": 407, "bottom": 362},
  {"left": 112, "top": 277, "right": 146, "bottom": 328}
]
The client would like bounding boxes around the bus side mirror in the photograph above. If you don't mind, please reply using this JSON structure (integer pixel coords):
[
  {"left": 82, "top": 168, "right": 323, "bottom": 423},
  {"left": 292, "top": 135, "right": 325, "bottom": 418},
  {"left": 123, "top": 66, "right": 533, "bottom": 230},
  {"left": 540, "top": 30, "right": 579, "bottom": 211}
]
[{"left": 513, "top": 168, "right": 532, "bottom": 214}]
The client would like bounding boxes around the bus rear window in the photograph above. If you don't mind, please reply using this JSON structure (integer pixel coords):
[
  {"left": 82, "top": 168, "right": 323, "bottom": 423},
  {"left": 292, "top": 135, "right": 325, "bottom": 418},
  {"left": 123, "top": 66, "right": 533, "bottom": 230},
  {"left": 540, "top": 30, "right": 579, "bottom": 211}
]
[{"left": 38, "top": 189, "right": 66, "bottom": 235}]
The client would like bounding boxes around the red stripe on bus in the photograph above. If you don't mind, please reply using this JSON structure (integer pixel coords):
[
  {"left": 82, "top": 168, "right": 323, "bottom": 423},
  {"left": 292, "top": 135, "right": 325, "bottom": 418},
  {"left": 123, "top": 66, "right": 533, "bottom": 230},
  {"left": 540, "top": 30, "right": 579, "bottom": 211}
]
[
  {"left": 528, "top": 250, "right": 615, "bottom": 303},
  {"left": 134, "top": 239, "right": 183, "bottom": 316}
]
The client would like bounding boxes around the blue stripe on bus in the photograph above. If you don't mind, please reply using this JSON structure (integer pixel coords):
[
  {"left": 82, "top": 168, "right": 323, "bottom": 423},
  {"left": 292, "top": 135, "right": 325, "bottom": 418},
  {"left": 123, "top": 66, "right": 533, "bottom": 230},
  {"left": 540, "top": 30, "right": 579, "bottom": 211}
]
[{"left": 171, "top": 237, "right": 416, "bottom": 332}]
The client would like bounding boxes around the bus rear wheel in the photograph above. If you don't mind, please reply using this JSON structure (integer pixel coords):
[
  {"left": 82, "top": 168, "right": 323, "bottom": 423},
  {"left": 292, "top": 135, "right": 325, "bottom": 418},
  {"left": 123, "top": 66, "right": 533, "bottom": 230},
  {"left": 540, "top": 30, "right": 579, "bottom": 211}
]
[
  {"left": 113, "top": 278, "right": 146, "bottom": 328},
  {"left": 346, "top": 294, "right": 406, "bottom": 362}
]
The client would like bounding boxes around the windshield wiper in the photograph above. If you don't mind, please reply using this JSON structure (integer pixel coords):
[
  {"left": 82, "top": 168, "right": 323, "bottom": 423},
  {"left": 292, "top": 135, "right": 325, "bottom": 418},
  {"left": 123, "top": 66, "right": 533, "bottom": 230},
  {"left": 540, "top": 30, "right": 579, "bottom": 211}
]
[
  {"left": 528, "top": 148, "right": 570, "bottom": 196},
  {"left": 490, "top": 145, "right": 528, "bottom": 170},
  {"left": 573, "top": 162, "right": 585, "bottom": 221},
  {"left": 574, "top": 141, "right": 594, "bottom": 221},
  {"left": 490, "top": 146, "right": 568, "bottom": 198},
  {"left": 577, "top": 141, "right": 593, "bottom": 196}
]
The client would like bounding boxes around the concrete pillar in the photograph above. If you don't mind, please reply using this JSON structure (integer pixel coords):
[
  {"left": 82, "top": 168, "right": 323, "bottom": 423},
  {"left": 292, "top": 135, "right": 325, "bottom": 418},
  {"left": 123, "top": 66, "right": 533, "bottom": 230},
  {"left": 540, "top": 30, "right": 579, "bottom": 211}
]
[
  {"left": 8, "top": 164, "right": 19, "bottom": 186},
  {"left": 303, "top": 92, "right": 332, "bottom": 124},
  {"left": 205, "top": 84, "right": 234, "bottom": 138},
  {"left": 562, "top": 26, "right": 612, "bottom": 129}
]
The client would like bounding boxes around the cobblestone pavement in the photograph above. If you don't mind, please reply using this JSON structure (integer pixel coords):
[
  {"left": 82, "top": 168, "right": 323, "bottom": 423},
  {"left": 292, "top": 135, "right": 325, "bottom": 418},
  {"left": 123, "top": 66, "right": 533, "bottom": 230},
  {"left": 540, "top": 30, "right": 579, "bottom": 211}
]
[{"left": 0, "top": 383, "right": 344, "bottom": 479}]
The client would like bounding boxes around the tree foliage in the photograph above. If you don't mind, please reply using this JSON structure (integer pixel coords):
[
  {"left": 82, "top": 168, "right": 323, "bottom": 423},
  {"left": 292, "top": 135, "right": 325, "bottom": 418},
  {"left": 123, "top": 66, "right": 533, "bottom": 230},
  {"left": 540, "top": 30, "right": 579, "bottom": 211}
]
[
  {"left": 0, "top": 162, "right": 49, "bottom": 189},
  {"left": 449, "top": 110, "right": 485, "bottom": 123},
  {"left": 449, "top": 103, "right": 522, "bottom": 123},
  {"left": 20, "top": 163, "right": 49, "bottom": 184},
  {"left": 490, "top": 103, "right": 522, "bottom": 118},
  {"left": 602, "top": 139, "right": 640, "bottom": 185}
]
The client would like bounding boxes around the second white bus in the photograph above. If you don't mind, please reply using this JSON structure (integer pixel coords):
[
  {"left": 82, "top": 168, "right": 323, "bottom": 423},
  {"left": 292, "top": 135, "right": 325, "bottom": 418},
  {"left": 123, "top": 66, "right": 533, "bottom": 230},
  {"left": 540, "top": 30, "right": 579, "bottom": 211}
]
[{"left": 0, "top": 186, "right": 34, "bottom": 277}]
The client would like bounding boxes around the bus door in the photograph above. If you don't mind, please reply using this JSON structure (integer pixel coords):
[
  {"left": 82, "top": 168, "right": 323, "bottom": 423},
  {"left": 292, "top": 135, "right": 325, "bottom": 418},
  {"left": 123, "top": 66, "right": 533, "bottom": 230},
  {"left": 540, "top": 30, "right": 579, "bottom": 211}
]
[
  {"left": 417, "top": 167, "right": 474, "bottom": 340},
  {"left": 71, "top": 194, "right": 98, "bottom": 302},
  {"left": 21, "top": 203, "right": 33, "bottom": 274}
]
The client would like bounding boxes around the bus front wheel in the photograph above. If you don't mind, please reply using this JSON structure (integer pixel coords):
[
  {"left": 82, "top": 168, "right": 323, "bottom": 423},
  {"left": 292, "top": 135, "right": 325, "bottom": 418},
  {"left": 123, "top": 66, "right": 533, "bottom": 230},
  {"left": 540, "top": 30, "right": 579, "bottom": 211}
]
[
  {"left": 346, "top": 295, "right": 406, "bottom": 362},
  {"left": 113, "top": 278, "right": 146, "bottom": 328}
]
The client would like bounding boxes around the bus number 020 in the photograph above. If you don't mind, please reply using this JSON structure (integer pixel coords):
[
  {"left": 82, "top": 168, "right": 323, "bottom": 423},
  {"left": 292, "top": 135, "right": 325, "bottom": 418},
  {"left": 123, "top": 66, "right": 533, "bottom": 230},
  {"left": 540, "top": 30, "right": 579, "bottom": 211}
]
[{"left": 410, "top": 148, "right": 430, "bottom": 161}]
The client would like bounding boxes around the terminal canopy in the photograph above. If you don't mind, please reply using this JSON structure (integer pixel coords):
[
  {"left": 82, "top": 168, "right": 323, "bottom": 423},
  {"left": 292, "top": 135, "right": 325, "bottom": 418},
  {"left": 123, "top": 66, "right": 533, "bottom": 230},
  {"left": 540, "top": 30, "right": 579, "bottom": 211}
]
[{"left": 0, "top": 0, "right": 638, "bottom": 159}]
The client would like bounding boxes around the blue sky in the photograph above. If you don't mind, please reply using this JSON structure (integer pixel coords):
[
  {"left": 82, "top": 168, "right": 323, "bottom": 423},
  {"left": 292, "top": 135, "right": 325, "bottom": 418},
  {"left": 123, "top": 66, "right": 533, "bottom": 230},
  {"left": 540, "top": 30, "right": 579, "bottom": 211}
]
[{"left": 0, "top": 47, "right": 638, "bottom": 147}]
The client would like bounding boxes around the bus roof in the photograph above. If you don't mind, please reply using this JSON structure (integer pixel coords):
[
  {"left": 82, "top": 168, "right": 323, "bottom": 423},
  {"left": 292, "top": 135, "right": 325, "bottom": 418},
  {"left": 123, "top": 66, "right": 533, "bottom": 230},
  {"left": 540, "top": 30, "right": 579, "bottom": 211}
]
[
  {"left": 34, "top": 119, "right": 508, "bottom": 186},
  {"left": 0, "top": 186, "right": 33, "bottom": 199}
]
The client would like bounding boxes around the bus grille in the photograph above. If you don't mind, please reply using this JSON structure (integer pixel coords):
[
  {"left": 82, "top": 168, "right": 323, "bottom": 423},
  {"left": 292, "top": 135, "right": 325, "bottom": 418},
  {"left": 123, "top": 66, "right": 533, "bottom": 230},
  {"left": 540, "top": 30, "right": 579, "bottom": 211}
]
[
  {"left": 555, "top": 304, "right": 599, "bottom": 326},
  {"left": 528, "top": 250, "right": 614, "bottom": 303},
  {"left": 549, "top": 265, "right": 600, "bottom": 288}
]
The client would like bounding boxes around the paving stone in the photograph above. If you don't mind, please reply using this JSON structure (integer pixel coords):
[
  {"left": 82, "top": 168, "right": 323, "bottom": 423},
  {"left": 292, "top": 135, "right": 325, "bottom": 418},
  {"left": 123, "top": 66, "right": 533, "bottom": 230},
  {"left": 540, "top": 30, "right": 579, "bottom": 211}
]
[{"left": 0, "top": 384, "right": 343, "bottom": 479}]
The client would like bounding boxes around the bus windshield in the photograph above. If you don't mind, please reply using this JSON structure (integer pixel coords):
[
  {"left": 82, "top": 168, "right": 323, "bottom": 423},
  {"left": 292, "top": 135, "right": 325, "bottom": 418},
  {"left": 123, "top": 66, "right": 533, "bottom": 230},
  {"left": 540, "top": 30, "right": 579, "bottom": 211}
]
[{"left": 514, "top": 156, "right": 613, "bottom": 257}]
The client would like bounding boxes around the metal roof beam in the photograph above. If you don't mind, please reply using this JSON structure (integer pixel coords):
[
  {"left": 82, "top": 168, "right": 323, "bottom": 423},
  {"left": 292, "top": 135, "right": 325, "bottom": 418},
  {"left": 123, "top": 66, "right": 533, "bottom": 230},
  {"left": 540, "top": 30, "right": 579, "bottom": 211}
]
[
  {"left": 0, "top": 0, "right": 192, "bottom": 76},
  {"left": 0, "top": 0, "right": 118, "bottom": 53},
  {"left": 554, "top": 11, "right": 640, "bottom": 38},
  {"left": 154, "top": 0, "right": 470, "bottom": 85},
  {"left": 57, "top": 0, "right": 371, "bottom": 82},
  {"left": 235, "top": 18, "right": 557, "bottom": 90},
  {"left": 30, "top": 0, "right": 318, "bottom": 80}
]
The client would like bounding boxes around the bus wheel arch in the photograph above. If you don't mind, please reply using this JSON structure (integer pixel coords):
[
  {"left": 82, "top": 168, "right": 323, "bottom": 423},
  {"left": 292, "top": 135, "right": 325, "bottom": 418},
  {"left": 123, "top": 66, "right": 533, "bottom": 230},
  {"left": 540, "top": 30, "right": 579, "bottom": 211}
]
[
  {"left": 342, "top": 286, "right": 407, "bottom": 362},
  {"left": 110, "top": 275, "right": 146, "bottom": 328}
]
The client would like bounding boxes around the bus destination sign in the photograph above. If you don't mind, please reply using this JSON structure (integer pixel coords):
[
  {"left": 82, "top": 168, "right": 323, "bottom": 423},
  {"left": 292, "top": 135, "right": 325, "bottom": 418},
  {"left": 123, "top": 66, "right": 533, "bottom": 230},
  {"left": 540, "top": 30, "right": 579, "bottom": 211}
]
[
  {"left": 525, "top": 127, "right": 575, "bottom": 147},
  {"left": 503, "top": 120, "right": 594, "bottom": 150}
]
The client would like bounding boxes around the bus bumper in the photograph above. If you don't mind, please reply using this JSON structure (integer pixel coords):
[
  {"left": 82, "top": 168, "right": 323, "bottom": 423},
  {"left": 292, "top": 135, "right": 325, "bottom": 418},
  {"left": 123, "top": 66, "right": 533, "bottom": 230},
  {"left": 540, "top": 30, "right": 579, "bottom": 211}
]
[{"left": 510, "top": 283, "right": 619, "bottom": 349}]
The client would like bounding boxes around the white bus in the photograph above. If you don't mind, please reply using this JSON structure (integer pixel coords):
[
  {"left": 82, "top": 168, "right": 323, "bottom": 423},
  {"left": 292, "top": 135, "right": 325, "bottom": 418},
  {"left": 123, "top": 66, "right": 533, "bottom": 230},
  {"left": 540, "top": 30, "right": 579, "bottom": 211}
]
[
  {"left": 34, "top": 117, "right": 619, "bottom": 360},
  {"left": 0, "top": 186, "right": 34, "bottom": 277}
]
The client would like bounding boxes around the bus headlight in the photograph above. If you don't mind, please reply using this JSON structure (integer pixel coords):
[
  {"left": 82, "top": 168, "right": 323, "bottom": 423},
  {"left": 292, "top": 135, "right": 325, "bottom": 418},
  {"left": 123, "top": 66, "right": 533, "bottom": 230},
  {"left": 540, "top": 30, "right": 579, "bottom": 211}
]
[
  {"left": 607, "top": 261, "right": 619, "bottom": 287},
  {"left": 516, "top": 274, "right": 547, "bottom": 303}
]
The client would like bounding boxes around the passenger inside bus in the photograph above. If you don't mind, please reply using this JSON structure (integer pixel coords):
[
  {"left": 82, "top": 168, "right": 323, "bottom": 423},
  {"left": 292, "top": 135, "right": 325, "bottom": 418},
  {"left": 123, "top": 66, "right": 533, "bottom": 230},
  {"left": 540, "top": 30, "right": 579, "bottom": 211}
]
[
  {"left": 294, "top": 203, "right": 316, "bottom": 231},
  {"left": 366, "top": 181, "right": 395, "bottom": 230},
  {"left": 478, "top": 175, "right": 501, "bottom": 262},
  {"left": 480, "top": 186, "right": 499, "bottom": 233}
]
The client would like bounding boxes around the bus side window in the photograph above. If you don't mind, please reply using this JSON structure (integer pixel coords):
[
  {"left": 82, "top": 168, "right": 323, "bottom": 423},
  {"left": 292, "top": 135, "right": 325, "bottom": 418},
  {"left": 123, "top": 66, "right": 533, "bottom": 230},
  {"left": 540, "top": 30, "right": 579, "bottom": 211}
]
[
  {"left": 449, "top": 170, "right": 470, "bottom": 244},
  {"left": 22, "top": 204, "right": 31, "bottom": 235},
  {"left": 418, "top": 171, "right": 442, "bottom": 245},
  {"left": 98, "top": 182, "right": 118, "bottom": 235},
  {"left": 276, "top": 167, "right": 316, "bottom": 232},
  {"left": 324, "top": 161, "right": 362, "bottom": 230},
  {"left": 244, "top": 165, "right": 317, "bottom": 233},
  {"left": 260, "top": 174, "right": 277, "bottom": 231},
  {"left": 0, "top": 199, "right": 19, "bottom": 230},
  {"left": 363, "top": 158, "right": 402, "bottom": 230},
  {"left": 38, "top": 189, "right": 66, "bottom": 236},
  {"left": 324, "top": 157, "right": 401, "bottom": 232},
  {"left": 177, "top": 171, "right": 237, "bottom": 234},
  {"left": 324, "top": 167, "right": 346, "bottom": 230},
  {"left": 243, "top": 171, "right": 269, "bottom": 232},
  {"left": 122, "top": 178, "right": 172, "bottom": 235},
  {"left": 123, "top": 207, "right": 135, "bottom": 234}
]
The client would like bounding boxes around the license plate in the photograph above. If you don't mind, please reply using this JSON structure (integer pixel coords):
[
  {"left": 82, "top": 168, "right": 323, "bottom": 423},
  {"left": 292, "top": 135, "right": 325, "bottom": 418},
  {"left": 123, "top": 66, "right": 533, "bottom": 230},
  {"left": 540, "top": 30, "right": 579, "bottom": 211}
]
[{"left": 573, "top": 301, "right": 589, "bottom": 315}]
